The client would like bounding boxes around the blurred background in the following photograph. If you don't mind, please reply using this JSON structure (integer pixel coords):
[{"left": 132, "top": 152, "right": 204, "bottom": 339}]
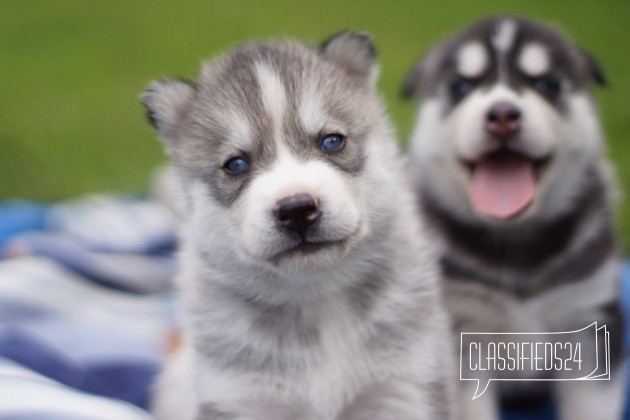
[{"left": 1, "top": 0, "right": 628, "bottom": 248}]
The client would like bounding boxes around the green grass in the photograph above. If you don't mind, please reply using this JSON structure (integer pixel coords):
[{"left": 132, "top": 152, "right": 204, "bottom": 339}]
[{"left": 1, "top": 0, "right": 629, "bottom": 248}]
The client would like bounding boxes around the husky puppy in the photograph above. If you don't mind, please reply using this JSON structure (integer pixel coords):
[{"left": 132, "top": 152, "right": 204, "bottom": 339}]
[
  {"left": 402, "top": 16, "right": 625, "bottom": 420},
  {"left": 142, "top": 32, "right": 453, "bottom": 420}
]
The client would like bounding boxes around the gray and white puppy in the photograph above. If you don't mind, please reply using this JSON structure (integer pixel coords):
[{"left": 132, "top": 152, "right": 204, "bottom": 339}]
[
  {"left": 143, "top": 32, "right": 453, "bottom": 420},
  {"left": 403, "top": 16, "right": 625, "bottom": 420}
]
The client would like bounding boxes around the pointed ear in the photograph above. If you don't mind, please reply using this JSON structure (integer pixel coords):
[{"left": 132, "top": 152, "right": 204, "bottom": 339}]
[
  {"left": 401, "top": 43, "right": 446, "bottom": 100},
  {"left": 401, "top": 59, "right": 423, "bottom": 99},
  {"left": 320, "top": 31, "right": 378, "bottom": 85},
  {"left": 581, "top": 50, "right": 607, "bottom": 87},
  {"left": 141, "top": 78, "right": 196, "bottom": 137}
]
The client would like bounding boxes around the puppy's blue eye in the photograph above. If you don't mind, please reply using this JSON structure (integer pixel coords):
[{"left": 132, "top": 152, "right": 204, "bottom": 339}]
[
  {"left": 224, "top": 157, "right": 250, "bottom": 174},
  {"left": 320, "top": 133, "right": 345, "bottom": 152},
  {"left": 450, "top": 79, "right": 476, "bottom": 102}
]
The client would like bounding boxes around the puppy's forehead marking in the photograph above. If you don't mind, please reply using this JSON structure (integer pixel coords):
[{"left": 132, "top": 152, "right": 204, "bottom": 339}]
[
  {"left": 492, "top": 19, "right": 517, "bottom": 53},
  {"left": 254, "top": 62, "right": 287, "bottom": 136},
  {"left": 518, "top": 43, "right": 550, "bottom": 77},
  {"left": 456, "top": 42, "right": 487, "bottom": 78}
]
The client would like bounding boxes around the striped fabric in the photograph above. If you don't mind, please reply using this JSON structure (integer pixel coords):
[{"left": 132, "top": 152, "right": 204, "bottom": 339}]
[{"left": 0, "top": 358, "right": 151, "bottom": 419}]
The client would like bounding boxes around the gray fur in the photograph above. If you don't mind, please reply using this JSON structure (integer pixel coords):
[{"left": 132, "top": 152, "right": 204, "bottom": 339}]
[
  {"left": 405, "top": 16, "right": 625, "bottom": 420},
  {"left": 146, "top": 32, "right": 454, "bottom": 420},
  {"left": 196, "top": 404, "right": 235, "bottom": 420}
]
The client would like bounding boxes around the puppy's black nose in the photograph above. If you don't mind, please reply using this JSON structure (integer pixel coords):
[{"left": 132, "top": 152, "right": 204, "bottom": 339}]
[
  {"left": 486, "top": 102, "right": 521, "bottom": 139},
  {"left": 273, "top": 193, "right": 321, "bottom": 233}
]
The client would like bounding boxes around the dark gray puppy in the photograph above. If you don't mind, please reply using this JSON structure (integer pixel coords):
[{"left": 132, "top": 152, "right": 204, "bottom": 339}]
[{"left": 403, "top": 15, "right": 625, "bottom": 420}]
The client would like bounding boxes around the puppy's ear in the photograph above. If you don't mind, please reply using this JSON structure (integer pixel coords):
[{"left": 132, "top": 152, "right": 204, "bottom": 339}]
[
  {"left": 320, "top": 31, "right": 378, "bottom": 85},
  {"left": 141, "top": 78, "right": 196, "bottom": 138},
  {"left": 401, "top": 58, "right": 423, "bottom": 99},
  {"left": 401, "top": 42, "right": 444, "bottom": 100},
  {"left": 581, "top": 50, "right": 607, "bottom": 87}
]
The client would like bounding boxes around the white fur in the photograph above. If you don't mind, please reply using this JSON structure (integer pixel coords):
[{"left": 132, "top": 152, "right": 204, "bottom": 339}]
[
  {"left": 492, "top": 19, "right": 517, "bottom": 53},
  {"left": 239, "top": 144, "right": 364, "bottom": 265},
  {"left": 228, "top": 110, "right": 254, "bottom": 152},
  {"left": 536, "top": 92, "right": 604, "bottom": 217},
  {"left": 556, "top": 367, "right": 627, "bottom": 420},
  {"left": 411, "top": 83, "right": 604, "bottom": 223},
  {"left": 518, "top": 43, "right": 551, "bottom": 77},
  {"left": 255, "top": 62, "right": 287, "bottom": 138},
  {"left": 151, "top": 345, "right": 198, "bottom": 420},
  {"left": 457, "top": 381, "right": 499, "bottom": 420},
  {"left": 457, "top": 42, "right": 488, "bottom": 78}
]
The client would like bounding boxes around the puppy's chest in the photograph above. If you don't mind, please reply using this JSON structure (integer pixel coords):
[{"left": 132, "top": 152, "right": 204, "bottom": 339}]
[
  {"left": 442, "top": 253, "right": 565, "bottom": 299},
  {"left": 444, "top": 272, "right": 606, "bottom": 336},
  {"left": 202, "top": 295, "right": 397, "bottom": 380},
  {"left": 217, "top": 300, "right": 399, "bottom": 413}
]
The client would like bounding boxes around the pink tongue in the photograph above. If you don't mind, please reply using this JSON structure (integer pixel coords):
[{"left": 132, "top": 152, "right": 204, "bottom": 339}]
[{"left": 469, "top": 152, "right": 535, "bottom": 220}]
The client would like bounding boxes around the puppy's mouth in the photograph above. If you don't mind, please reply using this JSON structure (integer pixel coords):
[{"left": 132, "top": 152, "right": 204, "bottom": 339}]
[
  {"left": 269, "top": 238, "right": 349, "bottom": 263},
  {"left": 461, "top": 150, "right": 550, "bottom": 220},
  {"left": 269, "top": 224, "right": 362, "bottom": 264}
]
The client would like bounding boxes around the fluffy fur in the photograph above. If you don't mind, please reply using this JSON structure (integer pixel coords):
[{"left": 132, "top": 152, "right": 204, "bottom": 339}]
[
  {"left": 143, "top": 32, "right": 453, "bottom": 419},
  {"left": 403, "top": 16, "right": 625, "bottom": 420}
]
